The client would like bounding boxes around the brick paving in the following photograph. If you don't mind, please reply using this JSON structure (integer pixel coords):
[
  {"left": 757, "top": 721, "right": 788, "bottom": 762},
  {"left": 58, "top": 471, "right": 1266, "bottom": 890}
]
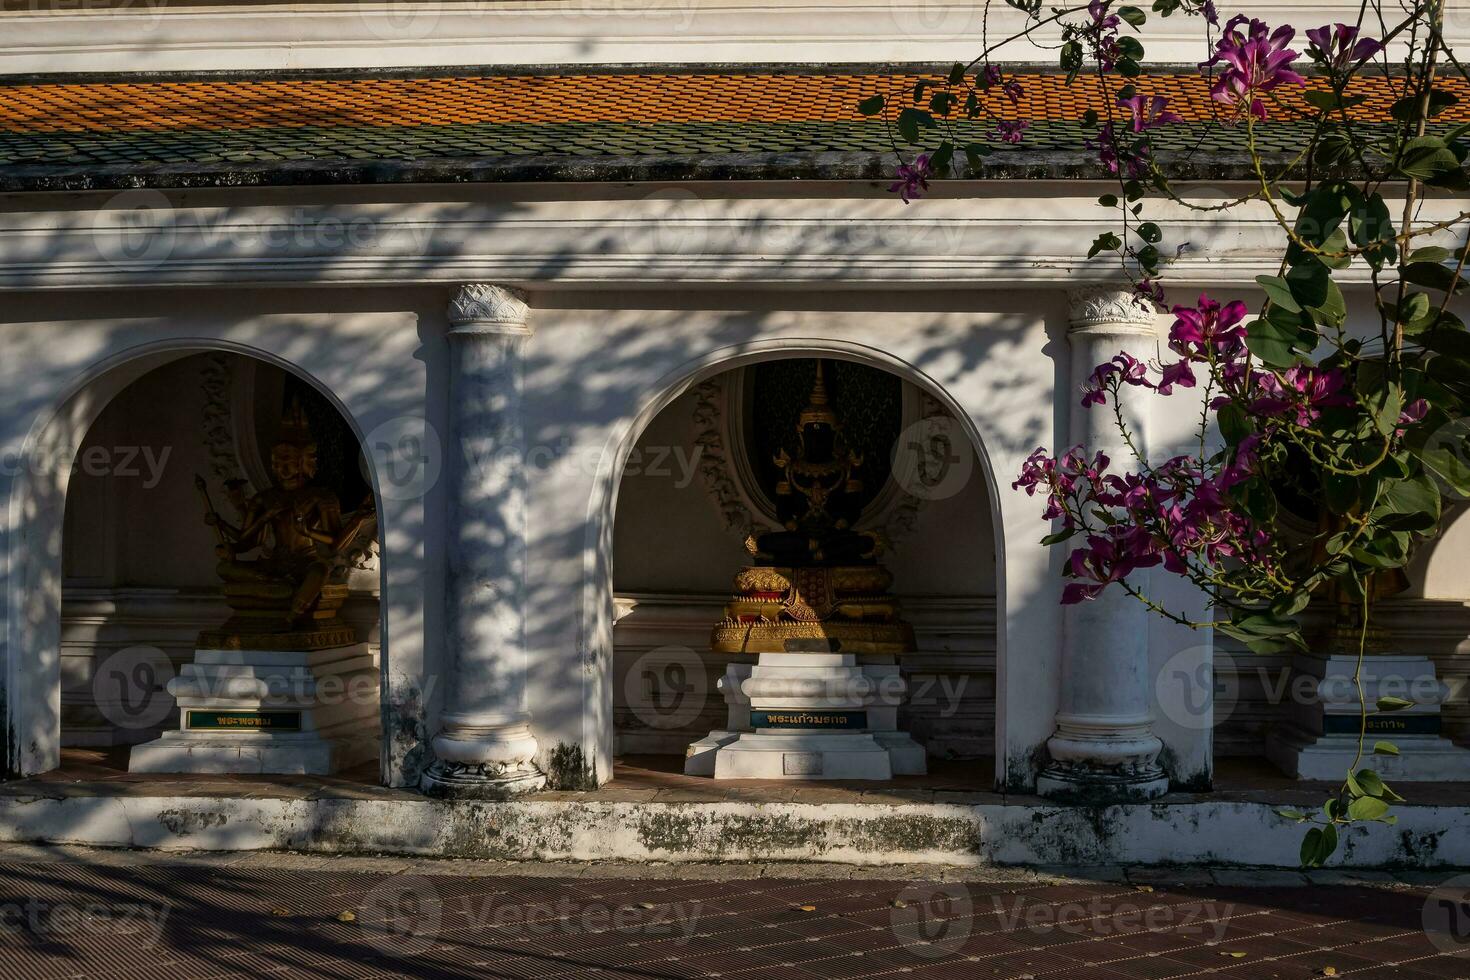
[{"left": 0, "top": 849, "right": 1465, "bottom": 978}]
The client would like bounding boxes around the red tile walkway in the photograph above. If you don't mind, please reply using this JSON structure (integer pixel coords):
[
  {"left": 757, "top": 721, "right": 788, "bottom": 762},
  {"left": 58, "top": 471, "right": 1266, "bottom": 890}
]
[{"left": 0, "top": 855, "right": 1464, "bottom": 978}]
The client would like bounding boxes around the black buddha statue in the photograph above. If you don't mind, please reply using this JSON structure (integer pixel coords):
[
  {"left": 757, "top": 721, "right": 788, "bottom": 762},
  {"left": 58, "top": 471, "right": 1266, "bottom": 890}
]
[{"left": 753, "top": 361, "right": 882, "bottom": 566}]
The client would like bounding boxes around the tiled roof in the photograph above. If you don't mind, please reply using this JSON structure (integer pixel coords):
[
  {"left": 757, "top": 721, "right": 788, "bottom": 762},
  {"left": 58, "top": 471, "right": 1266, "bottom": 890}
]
[{"left": 0, "top": 69, "right": 1465, "bottom": 190}]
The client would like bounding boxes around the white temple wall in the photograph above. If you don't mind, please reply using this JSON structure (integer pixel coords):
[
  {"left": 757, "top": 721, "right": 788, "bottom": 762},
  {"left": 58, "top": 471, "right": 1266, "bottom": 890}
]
[{"left": 0, "top": 180, "right": 1464, "bottom": 790}]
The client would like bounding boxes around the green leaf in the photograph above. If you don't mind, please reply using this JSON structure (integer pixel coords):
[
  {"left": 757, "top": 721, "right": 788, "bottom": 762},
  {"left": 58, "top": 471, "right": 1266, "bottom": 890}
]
[
  {"left": 1300, "top": 827, "right": 1323, "bottom": 867},
  {"left": 948, "top": 62, "right": 966, "bottom": 85},
  {"left": 1246, "top": 314, "right": 1307, "bottom": 367},
  {"left": 1391, "top": 89, "right": 1459, "bottom": 122},
  {"left": 1300, "top": 823, "right": 1339, "bottom": 867},
  {"left": 1088, "top": 232, "right": 1122, "bottom": 258},
  {"left": 1366, "top": 384, "right": 1405, "bottom": 439},
  {"left": 1377, "top": 695, "right": 1415, "bottom": 712},
  {"left": 1136, "top": 222, "right": 1163, "bottom": 244},
  {"left": 1060, "top": 39, "right": 1084, "bottom": 74},
  {"left": 963, "top": 142, "right": 991, "bottom": 174},
  {"left": 1041, "top": 527, "right": 1079, "bottom": 546},
  {"left": 1285, "top": 260, "right": 1331, "bottom": 309},
  {"left": 895, "top": 107, "right": 935, "bottom": 144},
  {"left": 1373, "top": 740, "right": 1400, "bottom": 756},
  {"left": 1373, "top": 473, "right": 1440, "bottom": 527},
  {"left": 1410, "top": 246, "right": 1455, "bottom": 264},
  {"left": 1405, "top": 414, "right": 1470, "bottom": 498},
  {"left": 1117, "top": 5, "right": 1147, "bottom": 27},
  {"left": 1256, "top": 275, "right": 1301, "bottom": 313},
  {"left": 1304, "top": 90, "right": 1370, "bottom": 112},
  {"left": 1275, "top": 808, "right": 1308, "bottom": 821},
  {"left": 1098, "top": 193, "right": 1118, "bottom": 207},
  {"left": 1348, "top": 796, "right": 1391, "bottom": 821},
  {"left": 929, "top": 141, "right": 954, "bottom": 173},
  {"left": 1316, "top": 227, "right": 1353, "bottom": 271},
  {"left": 1398, "top": 135, "right": 1462, "bottom": 180},
  {"left": 857, "top": 95, "right": 885, "bottom": 116},
  {"left": 1323, "top": 472, "right": 1358, "bottom": 514},
  {"left": 1349, "top": 193, "right": 1397, "bottom": 269},
  {"left": 1270, "top": 590, "right": 1313, "bottom": 618},
  {"left": 1403, "top": 261, "right": 1467, "bottom": 295},
  {"left": 1217, "top": 402, "right": 1254, "bottom": 446}
]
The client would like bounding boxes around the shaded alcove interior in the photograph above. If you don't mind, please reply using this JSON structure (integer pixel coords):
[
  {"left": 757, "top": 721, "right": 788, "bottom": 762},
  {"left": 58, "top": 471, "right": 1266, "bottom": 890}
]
[
  {"left": 58, "top": 351, "right": 383, "bottom": 765},
  {"left": 608, "top": 357, "right": 999, "bottom": 775}
]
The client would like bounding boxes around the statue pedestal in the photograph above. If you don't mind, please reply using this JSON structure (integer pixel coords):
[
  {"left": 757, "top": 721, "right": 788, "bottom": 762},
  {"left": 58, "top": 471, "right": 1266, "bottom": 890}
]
[
  {"left": 1265, "top": 652, "right": 1470, "bottom": 781},
  {"left": 128, "top": 643, "right": 378, "bottom": 775},
  {"left": 685, "top": 653, "right": 906, "bottom": 781},
  {"left": 685, "top": 657, "right": 926, "bottom": 777}
]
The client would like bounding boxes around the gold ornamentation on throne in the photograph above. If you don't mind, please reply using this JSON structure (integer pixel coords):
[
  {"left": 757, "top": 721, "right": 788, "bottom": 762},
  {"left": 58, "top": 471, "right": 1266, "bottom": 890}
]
[
  {"left": 195, "top": 399, "right": 377, "bottom": 651},
  {"left": 712, "top": 361, "right": 914, "bottom": 656}
]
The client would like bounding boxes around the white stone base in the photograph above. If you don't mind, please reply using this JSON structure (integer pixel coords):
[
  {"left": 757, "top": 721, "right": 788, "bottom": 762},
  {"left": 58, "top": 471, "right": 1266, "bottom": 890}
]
[
  {"left": 685, "top": 655, "right": 927, "bottom": 779},
  {"left": 129, "top": 643, "right": 379, "bottom": 776},
  {"left": 1267, "top": 652, "right": 1470, "bottom": 782},
  {"left": 872, "top": 731, "right": 928, "bottom": 776},
  {"left": 713, "top": 730, "right": 893, "bottom": 780},
  {"left": 128, "top": 730, "right": 375, "bottom": 775},
  {"left": 684, "top": 730, "right": 741, "bottom": 777},
  {"left": 1266, "top": 729, "right": 1470, "bottom": 781}
]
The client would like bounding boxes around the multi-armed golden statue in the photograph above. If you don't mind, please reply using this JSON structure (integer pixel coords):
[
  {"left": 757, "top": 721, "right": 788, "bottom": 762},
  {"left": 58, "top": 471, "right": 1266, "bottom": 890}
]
[{"left": 194, "top": 399, "right": 376, "bottom": 651}]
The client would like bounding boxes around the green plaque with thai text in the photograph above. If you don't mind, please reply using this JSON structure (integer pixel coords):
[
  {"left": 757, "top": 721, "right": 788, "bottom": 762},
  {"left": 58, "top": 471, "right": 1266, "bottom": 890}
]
[{"left": 186, "top": 710, "right": 302, "bottom": 732}]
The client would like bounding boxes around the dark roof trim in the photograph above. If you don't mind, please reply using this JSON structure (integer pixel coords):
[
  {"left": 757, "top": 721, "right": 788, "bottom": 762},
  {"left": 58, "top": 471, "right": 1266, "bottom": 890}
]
[{"left": 0, "top": 148, "right": 1303, "bottom": 193}]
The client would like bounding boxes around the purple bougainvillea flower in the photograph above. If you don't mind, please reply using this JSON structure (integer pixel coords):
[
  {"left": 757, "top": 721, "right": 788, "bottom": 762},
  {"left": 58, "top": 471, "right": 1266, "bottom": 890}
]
[
  {"left": 1396, "top": 397, "right": 1430, "bottom": 437},
  {"left": 1120, "top": 94, "right": 1184, "bottom": 133},
  {"left": 1169, "top": 293, "right": 1250, "bottom": 360},
  {"left": 1088, "top": 0, "right": 1119, "bottom": 30},
  {"left": 993, "top": 120, "right": 1028, "bottom": 144},
  {"left": 1134, "top": 278, "right": 1166, "bottom": 306},
  {"left": 979, "top": 65, "right": 1023, "bottom": 104},
  {"left": 1253, "top": 365, "right": 1353, "bottom": 427},
  {"left": 1155, "top": 359, "right": 1197, "bottom": 395},
  {"left": 888, "top": 153, "right": 932, "bottom": 204},
  {"left": 1306, "top": 23, "right": 1384, "bottom": 70},
  {"left": 1202, "top": 16, "right": 1305, "bottom": 120}
]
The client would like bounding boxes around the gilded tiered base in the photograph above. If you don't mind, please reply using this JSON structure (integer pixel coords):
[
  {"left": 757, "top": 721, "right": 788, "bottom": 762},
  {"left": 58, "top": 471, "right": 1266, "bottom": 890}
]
[
  {"left": 710, "top": 565, "right": 915, "bottom": 655},
  {"left": 199, "top": 583, "right": 357, "bottom": 652}
]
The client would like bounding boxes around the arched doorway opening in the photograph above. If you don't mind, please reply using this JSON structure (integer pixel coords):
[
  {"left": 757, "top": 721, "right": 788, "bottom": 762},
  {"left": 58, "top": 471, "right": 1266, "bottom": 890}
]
[
  {"left": 601, "top": 351, "right": 1001, "bottom": 787},
  {"left": 11, "top": 346, "right": 385, "bottom": 782}
]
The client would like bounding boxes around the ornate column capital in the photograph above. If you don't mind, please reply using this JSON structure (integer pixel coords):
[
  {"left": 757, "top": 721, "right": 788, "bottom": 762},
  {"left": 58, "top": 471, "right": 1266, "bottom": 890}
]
[
  {"left": 447, "top": 283, "right": 532, "bottom": 337},
  {"left": 1066, "top": 286, "right": 1158, "bottom": 336}
]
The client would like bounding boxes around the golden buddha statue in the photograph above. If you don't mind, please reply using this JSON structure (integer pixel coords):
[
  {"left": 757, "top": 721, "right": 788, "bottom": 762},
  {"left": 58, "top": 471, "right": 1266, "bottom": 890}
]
[
  {"left": 712, "top": 360, "right": 914, "bottom": 655},
  {"left": 195, "top": 399, "right": 376, "bottom": 650}
]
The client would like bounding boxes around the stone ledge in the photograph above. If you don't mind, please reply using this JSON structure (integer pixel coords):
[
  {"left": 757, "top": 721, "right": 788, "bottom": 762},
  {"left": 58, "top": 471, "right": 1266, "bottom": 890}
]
[{"left": 1, "top": 793, "right": 1466, "bottom": 870}]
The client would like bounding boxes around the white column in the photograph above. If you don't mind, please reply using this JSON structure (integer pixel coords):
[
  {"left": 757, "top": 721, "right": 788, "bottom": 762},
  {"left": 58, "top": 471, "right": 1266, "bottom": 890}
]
[
  {"left": 1036, "top": 287, "right": 1169, "bottom": 802},
  {"left": 421, "top": 284, "right": 546, "bottom": 798}
]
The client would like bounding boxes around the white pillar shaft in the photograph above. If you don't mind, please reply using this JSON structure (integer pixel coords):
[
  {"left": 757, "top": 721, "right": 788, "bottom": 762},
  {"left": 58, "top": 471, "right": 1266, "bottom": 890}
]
[
  {"left": 423, "top": 283, "right": 545, "bottom": 797},
  {"left": 1038, "top": 288, "right": 1168, "bottom": 802},
  {"left": 447, "top": 323, "right": 528, "bottom": 719}
]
